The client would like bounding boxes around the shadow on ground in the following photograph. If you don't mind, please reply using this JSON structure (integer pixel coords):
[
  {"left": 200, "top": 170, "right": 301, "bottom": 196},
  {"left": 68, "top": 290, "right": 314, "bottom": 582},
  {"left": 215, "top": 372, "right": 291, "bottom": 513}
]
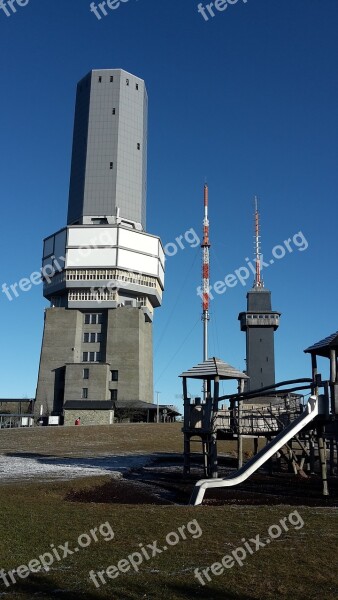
[
  {"left": 2, "top": 452, "right": 337, "bottom": 507},
  {"left": 1, "top": 572, "right": 257, "bottom": 600}
]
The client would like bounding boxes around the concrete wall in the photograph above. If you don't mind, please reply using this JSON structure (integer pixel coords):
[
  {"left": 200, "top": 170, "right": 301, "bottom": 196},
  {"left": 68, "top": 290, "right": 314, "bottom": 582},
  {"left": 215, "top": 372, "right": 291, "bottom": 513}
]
[
  {"left": 64, "top": 363, "right": 110, "bottom": 401},
  {"left": 35, "top": 308, "right": 83, "bottom": 417},
  {"left": 245, "top": 289, "right": 278, "bottom": 391},
  {"left": 139, "top": 309, "right": 153, "bottom": 401},
  {"left": 106, "top": 307, "right": 153, "bottom": 402},
  {"left": 36, "top": 306, "right": 153, "bottom": 418},
  {"left": 246, "top": 327, "right": 276, "bottom": 391},
  {"left": 64, "top": 409, "right": 114, "bottom": 426}
]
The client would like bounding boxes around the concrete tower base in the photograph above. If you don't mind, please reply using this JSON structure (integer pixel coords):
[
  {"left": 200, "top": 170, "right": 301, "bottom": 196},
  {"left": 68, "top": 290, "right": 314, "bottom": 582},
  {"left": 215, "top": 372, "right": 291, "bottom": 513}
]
[{"left": 35, "top": 306, "right": 153, "bottom": 423}]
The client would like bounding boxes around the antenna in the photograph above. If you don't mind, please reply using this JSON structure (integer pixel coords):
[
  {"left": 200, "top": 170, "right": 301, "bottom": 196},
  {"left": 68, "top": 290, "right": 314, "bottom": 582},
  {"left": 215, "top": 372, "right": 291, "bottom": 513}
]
[
  {"left": 201, "top": 184, "right": 210, "bottom": 399},
  {"left": 254, "top": 196, "right": 263, "bottom": 288}
]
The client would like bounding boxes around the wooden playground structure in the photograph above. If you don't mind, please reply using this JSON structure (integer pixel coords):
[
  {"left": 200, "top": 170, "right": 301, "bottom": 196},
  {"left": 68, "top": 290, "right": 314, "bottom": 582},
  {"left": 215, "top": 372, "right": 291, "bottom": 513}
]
[{"left": 181, "top": 332, "right": 338, "bottom": 505}]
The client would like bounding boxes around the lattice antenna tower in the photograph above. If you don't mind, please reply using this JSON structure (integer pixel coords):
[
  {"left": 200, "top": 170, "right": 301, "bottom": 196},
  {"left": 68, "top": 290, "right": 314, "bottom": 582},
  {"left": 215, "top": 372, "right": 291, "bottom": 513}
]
[{"left": 254, "top": 196, "right": 264, "bottom": 288}]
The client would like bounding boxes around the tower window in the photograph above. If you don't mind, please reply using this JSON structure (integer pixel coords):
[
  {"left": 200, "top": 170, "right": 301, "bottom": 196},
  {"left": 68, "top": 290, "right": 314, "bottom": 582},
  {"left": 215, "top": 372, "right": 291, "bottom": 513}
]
[
  {"left": 91, "top": 218, "right": 107, "bottom": 225},
  {"left": 111, "top": 370, "right": 118, "bottom": 381},
  {"left": 137, "top": 143, "right": 140, "bottom": 150},
  {"left": 110, "top": 162, "right": 113, "bottom": 169},
  {"left": 83, "top": 332, "right": 101, "bottom": 343},
  {"left": 82, "top": 388, "right": 88, "bottom": 399},
  {"left": 98, "top": 76, "right": 102, "bottom": 83},
  {"left": 126, "top": 79, "right": 129, "bottom": 86},
  {"left": 83, "top": 368, "right": 89, "bottom": 380},
  {"left": 110, "top": 76, "right": 114, "bottom": 82},
  {"left": 110, "top": 389, "right": 117, "bottom": 401},
  {"left": 83, "top": 351, "right": 101, "bottom": 362},
  {"left": 112, "top": 108, "right": 116, "bottom": 115},
  {"left": 136, "top": 83, "right": 139, "bottom": 90},
  {"left": 84, "top": 313, "right": 102, "bottom": 325}
]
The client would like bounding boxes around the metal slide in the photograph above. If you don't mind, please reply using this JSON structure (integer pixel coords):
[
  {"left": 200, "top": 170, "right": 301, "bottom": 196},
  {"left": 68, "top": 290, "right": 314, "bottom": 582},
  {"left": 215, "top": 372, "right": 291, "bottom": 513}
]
[{"left": 190, "top": 395, "right": 319, "bottom": 506}]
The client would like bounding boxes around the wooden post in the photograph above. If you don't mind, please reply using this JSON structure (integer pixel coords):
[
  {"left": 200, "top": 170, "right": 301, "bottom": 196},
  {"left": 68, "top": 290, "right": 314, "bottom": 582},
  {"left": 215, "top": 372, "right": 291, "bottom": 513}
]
[
  {"left": 210, "top": 376, "right": 219, "bottom": 478},
  {"left": 230, "top": 399, "right": 235, "bottom": 431},
  {"left": 288, "top": 445, "right": 297, "bottom": 474},
  {"left": 330, "top": 348, "right": 337, "bottom": 382},
  {"left": 309, "top": 433, "right": 316, "bottom": 474},
  {"left": 318, "top": 428, "right": 329, "bottom": 496},
  {"left": 311, "top": 353, "right": 318, "bottom": 395},
  {"left": 329, "top": 438, "right": 335, "bottom": 476},
  {"left": 183, "top": 377, "right": 191, "bottom": 476},
  {"left": 265, "top": 437, "right": 273, "bottom": 475},
  {"left": 305, "top": 438, "right": 311, "bottom": 473},
  {"left": 237, "top": 378, "right": 244, "bottom": 469},
  {"left": 330, "top": 348, "right": 337, "bottom": 414},
  {"left": 202, "top": 440, "right": 208, "bottom": 478},
  {"left": 183, "top": 436, "right": 190, "bottom": 477}
]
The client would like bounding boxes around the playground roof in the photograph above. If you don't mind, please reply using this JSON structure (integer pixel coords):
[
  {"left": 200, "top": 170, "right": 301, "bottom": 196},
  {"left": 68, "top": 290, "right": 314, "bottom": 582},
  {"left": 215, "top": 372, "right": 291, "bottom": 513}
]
[
  {"left": 304, "top": 331, "right": 338, "bottom": 358},
  {"left": 180, "top": 357, "right": 249, "bottom": 380}
]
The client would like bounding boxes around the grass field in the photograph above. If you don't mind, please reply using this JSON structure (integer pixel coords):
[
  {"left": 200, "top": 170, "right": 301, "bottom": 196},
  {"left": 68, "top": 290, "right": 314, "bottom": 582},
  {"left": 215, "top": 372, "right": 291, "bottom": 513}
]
[{"left": 0, "top": 424, "right": 337, "bottom": 600}]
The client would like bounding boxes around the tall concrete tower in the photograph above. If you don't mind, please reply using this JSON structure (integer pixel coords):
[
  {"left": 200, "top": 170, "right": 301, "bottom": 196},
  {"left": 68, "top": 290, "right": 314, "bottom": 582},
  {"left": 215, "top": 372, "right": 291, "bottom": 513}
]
[
  {"left": 35, "top": 69, "right": 164, "bottom": 425},
  {"left": 238, "top": 200, "right": 280, "bottom": 391}
]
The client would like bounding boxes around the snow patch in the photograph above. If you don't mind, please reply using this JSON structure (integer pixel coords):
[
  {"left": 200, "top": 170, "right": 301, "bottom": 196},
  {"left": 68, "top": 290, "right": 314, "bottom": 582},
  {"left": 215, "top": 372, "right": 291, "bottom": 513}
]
[{"left": 0, "top": 454, "right": 152, "bottom": 483}]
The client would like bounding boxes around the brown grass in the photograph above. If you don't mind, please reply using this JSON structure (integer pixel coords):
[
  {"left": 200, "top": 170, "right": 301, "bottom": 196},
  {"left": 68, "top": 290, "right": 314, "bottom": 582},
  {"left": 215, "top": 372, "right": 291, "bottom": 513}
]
[{"left": 0, "top": 424, "right": 337, "bottom": 599}]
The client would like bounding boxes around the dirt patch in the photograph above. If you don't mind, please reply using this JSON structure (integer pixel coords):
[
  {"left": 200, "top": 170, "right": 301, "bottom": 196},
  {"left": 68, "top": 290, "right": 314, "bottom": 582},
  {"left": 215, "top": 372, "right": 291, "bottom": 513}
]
[
  {"left": 64, "top": 454, "right": 338, "bottom": 507},
  {"left": 65, "top": 476, "right": 172, "bottom": 505}
]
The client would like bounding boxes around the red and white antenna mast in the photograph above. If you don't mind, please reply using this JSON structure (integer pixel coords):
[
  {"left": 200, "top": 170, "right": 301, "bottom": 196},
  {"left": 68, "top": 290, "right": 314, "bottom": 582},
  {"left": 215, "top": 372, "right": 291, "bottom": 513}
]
[
  {"left": 254, "top": 196, "right": 263, "bottom": 288},
  {"left": 201, "top": 184, "right": 210, "bottom": 365}
]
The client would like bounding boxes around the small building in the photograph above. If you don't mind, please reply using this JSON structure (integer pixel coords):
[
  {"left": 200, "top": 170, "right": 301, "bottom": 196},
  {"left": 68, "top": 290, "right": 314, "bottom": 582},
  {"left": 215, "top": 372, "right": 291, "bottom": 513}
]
[
  {"left": 63, "top": 400, "right": 115, "bottom": 426},
  {"left": 0, "top": 398, "right": 34, "bottom": 414},
  {"left": 0, "top": 398, "right": 34, "bottom": 428},
  {"left": 63, "top": 399, "right": 180, "bottom": 425}
]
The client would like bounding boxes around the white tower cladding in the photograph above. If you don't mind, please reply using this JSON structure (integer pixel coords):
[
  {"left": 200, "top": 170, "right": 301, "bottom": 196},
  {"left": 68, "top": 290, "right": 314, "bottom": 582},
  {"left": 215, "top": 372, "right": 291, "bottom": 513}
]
[
  {"left": 42, "top": 224, "right": 164, "bottom": 320},
  {"left": 67, "top": 69, "right": 147, "bottom": 229}
]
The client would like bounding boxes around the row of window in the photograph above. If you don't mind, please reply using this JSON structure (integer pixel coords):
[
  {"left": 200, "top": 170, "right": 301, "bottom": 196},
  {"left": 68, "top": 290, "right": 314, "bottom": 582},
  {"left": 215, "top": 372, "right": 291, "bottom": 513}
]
[
  {"left": 69, "top": 289, "right": 117, "bottom": 301},
  {"left": 83, "top": 352, "right": 101, "bottom": 362},
  {"left": 98, "top": 75, "right": 139, "bottom": 91},
  {"left": 70, "top": 292, "right": 146, "bottom": 304},
  {"left": 83, "top": 369, "right": 118, "bottom": 380},
  {"left": 83, "top": 332, "right": 102, "bottom": 343},
  {"left": 247, "top": 314, "right": 278, "bottom": 319},
  {"left": 81, "top": 388, "right": 118, "bottom": 401},
  {"left": 67, "top": 269, "right": 157, "bottom": 288},
  {"left": 84, "top": 313, "right": 103, "bottom": 324}
]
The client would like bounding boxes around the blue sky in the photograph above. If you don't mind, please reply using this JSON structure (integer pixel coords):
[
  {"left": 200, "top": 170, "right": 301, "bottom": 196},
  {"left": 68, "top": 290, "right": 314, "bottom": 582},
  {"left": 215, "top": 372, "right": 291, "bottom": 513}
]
[{"left": 1, "top": 0, "right": 337, "bottom": 410}]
